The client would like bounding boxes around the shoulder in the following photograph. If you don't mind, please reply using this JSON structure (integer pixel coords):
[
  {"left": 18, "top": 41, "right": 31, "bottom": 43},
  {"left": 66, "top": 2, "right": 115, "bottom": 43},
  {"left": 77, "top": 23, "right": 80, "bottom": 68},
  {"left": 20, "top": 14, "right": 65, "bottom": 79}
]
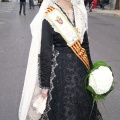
[{"left": 42, "top": 19, "right": 53, "bottom": 32}]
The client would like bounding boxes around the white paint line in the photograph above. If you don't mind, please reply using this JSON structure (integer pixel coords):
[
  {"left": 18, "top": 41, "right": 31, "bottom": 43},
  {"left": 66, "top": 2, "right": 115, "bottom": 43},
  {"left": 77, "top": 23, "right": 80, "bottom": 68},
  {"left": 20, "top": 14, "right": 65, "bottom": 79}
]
[{"left": 0, "top": 10, "right": 11, "bottom": 13}]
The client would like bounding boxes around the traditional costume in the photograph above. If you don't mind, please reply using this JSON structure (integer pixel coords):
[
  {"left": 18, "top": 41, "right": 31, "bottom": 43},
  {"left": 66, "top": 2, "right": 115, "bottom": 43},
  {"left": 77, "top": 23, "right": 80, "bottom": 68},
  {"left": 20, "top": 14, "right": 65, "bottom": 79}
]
[{"left": 19, "top": 0, "right": 103, "bottom": 120}]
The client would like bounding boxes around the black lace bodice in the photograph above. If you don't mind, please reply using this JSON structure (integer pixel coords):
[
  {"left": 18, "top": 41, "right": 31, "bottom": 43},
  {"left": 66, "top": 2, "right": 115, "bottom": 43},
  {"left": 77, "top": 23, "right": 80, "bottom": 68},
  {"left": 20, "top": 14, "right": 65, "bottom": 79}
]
[
  {"left": 39, "top": 19, "right": 92, "bottom": 88},
  {"left": 39, "top": 18, "right": 103, "bottom": 120}
]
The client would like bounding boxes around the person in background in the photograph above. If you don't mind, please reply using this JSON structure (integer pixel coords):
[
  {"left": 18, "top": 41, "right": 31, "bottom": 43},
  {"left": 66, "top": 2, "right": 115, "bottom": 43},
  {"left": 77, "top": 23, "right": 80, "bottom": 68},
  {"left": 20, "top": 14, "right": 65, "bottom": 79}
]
[
  {"left": 84, "top": 0, "right": 93, "bottom": 12},
  {"left": 89, "top": 0, "right": 93, "bottom": 12},
  {"left": 99, "top": 0, "right": 109, "bottom": 9},
  {"left": 38, "top": 0, "right": 43, "bottom": 8},
  {"left": 90, "top": 0, "right": 97, "bottom": 11},
  {"left": 84, "top": 0, "right": 89, "bottom": 6},
  {"left": 29, "top": 0, "right": 34, "bottom": 9},
  {"left": 19, "top": 0, "right": 26, "bottom": 15}
]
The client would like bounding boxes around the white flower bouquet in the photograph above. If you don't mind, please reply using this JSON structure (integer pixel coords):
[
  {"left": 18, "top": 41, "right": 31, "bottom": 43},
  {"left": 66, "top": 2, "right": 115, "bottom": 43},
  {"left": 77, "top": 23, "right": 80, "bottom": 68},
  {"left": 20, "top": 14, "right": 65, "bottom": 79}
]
[
  {"left": 86, "top": 61, "right": 114, "bottom": 102},
  {"left": 86, "top": 61, "right": 114, "bottom": 118}
]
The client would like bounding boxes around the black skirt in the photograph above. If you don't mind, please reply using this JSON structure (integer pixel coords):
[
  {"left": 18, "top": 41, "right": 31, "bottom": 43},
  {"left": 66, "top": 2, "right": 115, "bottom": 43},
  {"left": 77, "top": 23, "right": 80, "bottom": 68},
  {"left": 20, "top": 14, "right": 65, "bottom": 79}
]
[{"left": 40, "top": 46, "right": 103, "bottom": 120}]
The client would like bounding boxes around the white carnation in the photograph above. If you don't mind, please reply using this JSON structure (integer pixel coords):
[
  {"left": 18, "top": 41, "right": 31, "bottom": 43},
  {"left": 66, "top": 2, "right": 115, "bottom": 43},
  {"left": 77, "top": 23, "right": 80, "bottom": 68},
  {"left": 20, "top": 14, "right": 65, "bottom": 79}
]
[{"left": 89, "top": 66, "right": 113, "bottom": 95}]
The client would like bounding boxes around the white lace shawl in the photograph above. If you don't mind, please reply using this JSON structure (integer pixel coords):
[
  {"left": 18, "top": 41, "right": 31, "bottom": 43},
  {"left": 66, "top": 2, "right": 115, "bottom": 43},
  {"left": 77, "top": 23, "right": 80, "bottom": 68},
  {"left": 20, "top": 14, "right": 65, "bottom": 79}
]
[{"left": 19, "top": 0, "right": 88, "bottom": 120}]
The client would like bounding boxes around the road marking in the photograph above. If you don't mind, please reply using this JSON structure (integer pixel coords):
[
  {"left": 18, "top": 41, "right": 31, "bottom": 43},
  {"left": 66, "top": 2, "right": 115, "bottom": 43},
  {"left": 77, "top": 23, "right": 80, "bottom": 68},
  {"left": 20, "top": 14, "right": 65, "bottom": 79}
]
[
  {"left": 8, "top": 9, "right": 13, "bottom": 10},
  {"left": 0, "top": 2, "right": 15, "bottom": 13},
  {"left": 0, "top": 10, "right": 11, "bottom": 13},
  {"left": 0, "top": 18, "right": 10, "bottom": 23}
]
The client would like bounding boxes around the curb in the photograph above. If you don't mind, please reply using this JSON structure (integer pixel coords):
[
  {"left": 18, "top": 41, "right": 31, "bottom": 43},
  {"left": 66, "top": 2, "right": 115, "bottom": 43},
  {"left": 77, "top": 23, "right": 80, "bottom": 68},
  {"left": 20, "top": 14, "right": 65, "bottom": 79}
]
[{"left": 91, "top": 10, "right": 120, "bottom": 18}]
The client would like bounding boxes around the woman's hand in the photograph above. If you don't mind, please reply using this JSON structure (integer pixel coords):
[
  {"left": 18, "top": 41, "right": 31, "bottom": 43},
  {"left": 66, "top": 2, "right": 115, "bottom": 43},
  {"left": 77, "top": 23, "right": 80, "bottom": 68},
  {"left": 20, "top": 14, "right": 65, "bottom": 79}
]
[{"left": 41, "top": 89, "right": 49, "bottom": 99}]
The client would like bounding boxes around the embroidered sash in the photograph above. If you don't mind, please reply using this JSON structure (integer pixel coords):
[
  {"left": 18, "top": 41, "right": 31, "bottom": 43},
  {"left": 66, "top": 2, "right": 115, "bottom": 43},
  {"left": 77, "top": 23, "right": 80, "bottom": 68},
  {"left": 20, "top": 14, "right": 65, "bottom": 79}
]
[{"left": 45, "top": 5, "right": 90, "bottom": 70}]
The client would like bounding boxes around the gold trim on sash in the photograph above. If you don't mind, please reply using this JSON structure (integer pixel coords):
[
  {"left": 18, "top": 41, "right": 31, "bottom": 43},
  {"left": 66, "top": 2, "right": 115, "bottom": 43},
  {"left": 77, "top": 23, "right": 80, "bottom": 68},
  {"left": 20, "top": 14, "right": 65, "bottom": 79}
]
[
  {"left": 71, "top": 40, "right": 90, "bottom": 70},
  {"left": 45, "top": 5, "right": 90, "bottom": 70}
]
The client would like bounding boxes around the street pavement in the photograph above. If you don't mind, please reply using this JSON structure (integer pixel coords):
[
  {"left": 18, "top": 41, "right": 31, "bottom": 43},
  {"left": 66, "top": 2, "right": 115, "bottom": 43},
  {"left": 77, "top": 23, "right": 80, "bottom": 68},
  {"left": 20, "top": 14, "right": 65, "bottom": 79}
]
[
  {"left": 0, "top": 1, "right": 40, "bottom": 120},
  {"left": 88, "top": 12, "right": 120, "bottom": 120},
  {"left": 0, "top": 1, "right": 120, "bottom": 120},
  {"left": 86, "top": 5, "right": 120, "bottom": 17},
  {"left": 93, "top": 8, "right": 120, "bottom": 17},
  {"left": 0, "top": 2, "right": 15, "bottom": 13}
]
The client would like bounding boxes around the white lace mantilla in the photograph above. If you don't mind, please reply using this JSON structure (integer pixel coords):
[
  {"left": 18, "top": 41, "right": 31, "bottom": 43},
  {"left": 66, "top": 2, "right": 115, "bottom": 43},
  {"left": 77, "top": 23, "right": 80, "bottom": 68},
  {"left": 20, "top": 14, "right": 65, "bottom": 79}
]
[{"left": 26, "top": 46, "right": 59, "bottom": 120}]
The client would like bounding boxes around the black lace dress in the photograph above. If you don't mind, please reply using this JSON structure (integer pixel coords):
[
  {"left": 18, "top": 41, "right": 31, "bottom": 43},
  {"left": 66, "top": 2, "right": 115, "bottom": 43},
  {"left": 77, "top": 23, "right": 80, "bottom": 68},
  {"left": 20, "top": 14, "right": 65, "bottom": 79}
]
[{"left": 39, "top": 18, "right": 103, "bottom": 120}]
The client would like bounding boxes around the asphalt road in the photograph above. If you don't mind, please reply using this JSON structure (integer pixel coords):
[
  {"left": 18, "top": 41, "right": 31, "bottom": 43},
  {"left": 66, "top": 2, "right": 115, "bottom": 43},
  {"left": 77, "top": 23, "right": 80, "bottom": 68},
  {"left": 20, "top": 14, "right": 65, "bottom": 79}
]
[
  {"left": 0, "top": 1, "right": 120, "bottom": 120},
  {"left": 88, "top": 13, "right": 120, "bottom": 120},
  {"left": 0, "top": 1, "right": 40, "bottom": 120}
]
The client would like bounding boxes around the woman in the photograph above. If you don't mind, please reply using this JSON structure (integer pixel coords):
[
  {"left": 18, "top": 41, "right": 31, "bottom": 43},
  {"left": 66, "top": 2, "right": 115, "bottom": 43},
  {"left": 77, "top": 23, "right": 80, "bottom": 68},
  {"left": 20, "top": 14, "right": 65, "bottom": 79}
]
[{"left": 19, "top": 0, "right": 103, "bottom": 120}]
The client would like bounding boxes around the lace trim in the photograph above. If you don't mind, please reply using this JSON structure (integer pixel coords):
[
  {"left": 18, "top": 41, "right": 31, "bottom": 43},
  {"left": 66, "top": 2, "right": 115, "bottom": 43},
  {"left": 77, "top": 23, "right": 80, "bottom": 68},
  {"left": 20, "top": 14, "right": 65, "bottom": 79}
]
[
  {"left": 40, "top": 87, "right": 50, "bottom": 90},
  {"left": 26, "top": 80, "right": 42, "bottom": 120},
  {"left": 26, "top": 46, "right": 59, "bottom": 120},
  {"left": 40, "top": 45, "right": 59, "bottom": 120},
  {"left": 55, "top": 3, "right": 75, "bottom": 26},
  {"left": 95, "top": 110, "right": 103, "bottom": 120},
  {"left": 73, "top": 5, "right": 86, "bottom": 43}
]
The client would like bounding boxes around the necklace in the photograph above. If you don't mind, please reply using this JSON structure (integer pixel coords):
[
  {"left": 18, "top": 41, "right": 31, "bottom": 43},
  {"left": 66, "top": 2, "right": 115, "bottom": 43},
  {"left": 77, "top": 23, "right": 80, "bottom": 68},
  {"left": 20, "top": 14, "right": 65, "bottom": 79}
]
[
  {"left": 55, "top": 3, "right": 75, "bottom": 26},
  {"left": 63, "top": 8, "right": 72, "bottom": 16},
  {"left": 55, "top": 2, "right": 72, "bottom": 15}
]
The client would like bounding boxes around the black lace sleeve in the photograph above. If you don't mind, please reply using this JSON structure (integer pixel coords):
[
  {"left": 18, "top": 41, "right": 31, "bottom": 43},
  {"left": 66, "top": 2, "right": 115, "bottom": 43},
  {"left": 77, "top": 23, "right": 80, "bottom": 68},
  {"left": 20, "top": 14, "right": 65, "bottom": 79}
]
[
  {"left": 39, "top": 19, "right": 53, "bottom": 88},
  {"left": 82, "top": 31, "right": 93, "bottom": 68}
]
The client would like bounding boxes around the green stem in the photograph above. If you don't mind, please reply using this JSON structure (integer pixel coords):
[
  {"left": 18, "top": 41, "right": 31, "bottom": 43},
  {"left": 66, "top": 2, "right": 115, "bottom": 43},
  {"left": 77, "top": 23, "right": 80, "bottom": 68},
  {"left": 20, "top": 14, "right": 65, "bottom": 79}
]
[
  {"left": 89, "top": 100, "right": 95, "bottom": 120},
  {"left": 101, "top": 100, "right": 109, "bottom": 119},
  {"left": 84, "top": 74, "right": 89, "bottom": 88}
]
